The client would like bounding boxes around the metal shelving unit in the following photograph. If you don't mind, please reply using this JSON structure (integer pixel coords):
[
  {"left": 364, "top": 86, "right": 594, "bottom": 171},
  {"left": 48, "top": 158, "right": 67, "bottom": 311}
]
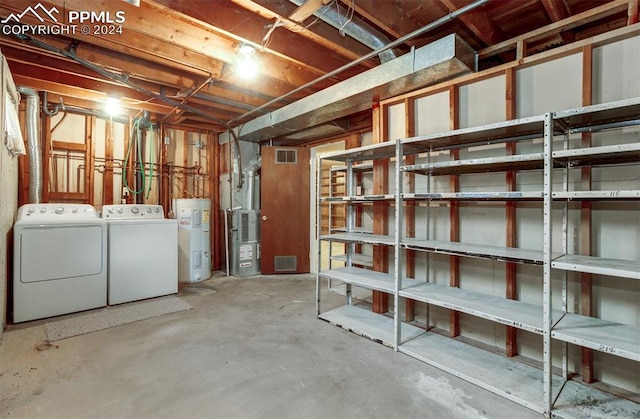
[
  {"left": 545, "top": 97, "right": 640, "bottom": 417},
  {"left": 315, "top": 97, "right": 640, "bottom": 417}
]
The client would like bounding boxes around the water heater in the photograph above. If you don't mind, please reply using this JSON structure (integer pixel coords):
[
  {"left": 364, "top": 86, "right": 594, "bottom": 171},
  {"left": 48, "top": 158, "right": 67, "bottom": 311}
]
[{"left": 173, "top": 199, "right": 211, "bottom": 283}]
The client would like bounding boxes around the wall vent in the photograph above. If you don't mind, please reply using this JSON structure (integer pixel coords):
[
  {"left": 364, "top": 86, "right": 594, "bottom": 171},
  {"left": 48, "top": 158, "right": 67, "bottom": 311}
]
[
  {"left": 274, "top": 256, "right": 297, "bottom": 272},
  {"left": 275, "top": 149, "right": 297, "bottom": 164}
]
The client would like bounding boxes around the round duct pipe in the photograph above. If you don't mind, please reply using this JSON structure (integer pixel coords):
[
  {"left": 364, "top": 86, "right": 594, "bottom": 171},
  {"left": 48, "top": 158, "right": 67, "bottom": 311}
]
[{"left": 17, "top": 87, "right": 42, "bottom": 204}]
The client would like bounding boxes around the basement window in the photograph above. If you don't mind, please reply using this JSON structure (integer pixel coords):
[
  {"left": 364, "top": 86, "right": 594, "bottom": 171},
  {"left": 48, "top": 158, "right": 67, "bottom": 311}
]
[{"left": 275, "top": 149, "right": 297, "bottom": 164}]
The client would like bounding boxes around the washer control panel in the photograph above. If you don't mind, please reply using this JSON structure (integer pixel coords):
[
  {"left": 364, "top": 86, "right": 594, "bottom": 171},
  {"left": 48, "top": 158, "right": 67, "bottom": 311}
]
[
  {"left": 17, "top": 204, "right": 99, "bottom": 221},
  {"left": 102, "top": 204, "right": 165, "bottom": 219}
]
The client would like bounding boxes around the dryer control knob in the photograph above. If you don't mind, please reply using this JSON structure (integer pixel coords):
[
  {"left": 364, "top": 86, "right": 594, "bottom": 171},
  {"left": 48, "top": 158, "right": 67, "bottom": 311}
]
[
  {"left": 28, "top": 208, "right": 35, "bottom": 214},
  {"left": 146, "top": 207, "right": 152, "bottom": 213},
  {"left": 131, "top": 207, "right": 140, "bottom": 214},
  {"left": 72, "top": 207, "right": 78, "bottom": 213},
  {"left": 108, "top": 208, "right": 114, "bottom": 214},
  {"left": 117, "top": 208, "right": 124, "bottom": 214},
  {"left": 55, "top": 207, "right": 64, "bottom": 214},
  {"left": 154, "top": 207, "right": 160, "bottom": 213}
]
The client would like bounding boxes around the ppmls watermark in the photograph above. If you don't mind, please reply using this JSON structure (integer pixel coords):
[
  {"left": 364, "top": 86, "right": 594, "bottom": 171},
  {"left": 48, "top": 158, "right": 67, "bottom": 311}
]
[{"left": 1, "top": 3, "right": 125, "bottom": 36}]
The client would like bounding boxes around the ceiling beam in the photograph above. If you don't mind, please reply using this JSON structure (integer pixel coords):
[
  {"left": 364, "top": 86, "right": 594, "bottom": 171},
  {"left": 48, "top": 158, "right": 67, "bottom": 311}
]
[
  {"left": 541, "top": 0, "right": 575, "bottom": 44},
  {"left": 229, "top": 0, "right": 372, "bottom": 61},
  {"left": 150, "top": 0, "right": 371, "bottom": 77},
  {"left": 288, "top": 0, "right": 331, "bottom": 22},
  {"left": 436, "top": 0, "right": 505, "bottom": 47}
]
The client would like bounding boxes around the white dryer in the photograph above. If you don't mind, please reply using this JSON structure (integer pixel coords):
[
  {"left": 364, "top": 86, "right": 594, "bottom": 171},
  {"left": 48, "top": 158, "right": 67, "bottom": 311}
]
[
  {"left": 102, "top": 204, "right": 178, "bottom": 305},
  {"left": 13, "top": 204, "right": 107, "bottom": 323}
]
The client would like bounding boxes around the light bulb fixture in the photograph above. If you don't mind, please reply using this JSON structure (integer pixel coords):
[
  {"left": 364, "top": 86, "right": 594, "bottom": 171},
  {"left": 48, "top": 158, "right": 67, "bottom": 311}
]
[
  {"left": 236, "top": 44, "right": 259, "bottom": 80},
  {"left": 105, "top": 96, "right": 121, "bottom": 116}
]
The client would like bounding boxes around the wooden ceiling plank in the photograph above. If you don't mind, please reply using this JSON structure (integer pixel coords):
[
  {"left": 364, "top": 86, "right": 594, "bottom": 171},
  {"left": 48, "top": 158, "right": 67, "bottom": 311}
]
[
  {"left": 437, "top": 0, "right": 505, "bottom": 46},
  {"left": 338, "top": 0, "right": 423, "bottom": 42},
  {"left": 150, "top": 0, "right": 372, "bottom": 75},
  {"left": 541, "top": 0, "right": 575, "bottom": 44},
  {"left": 478, "top": 0, "right": 629, "bottom": 59}
]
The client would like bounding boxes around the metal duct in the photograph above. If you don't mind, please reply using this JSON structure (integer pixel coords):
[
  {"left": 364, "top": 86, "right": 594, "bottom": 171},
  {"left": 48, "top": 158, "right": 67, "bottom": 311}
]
[
  {"left": 17, "top": 87, "right": 42, "bottom": 203},
  {"left": 289, "top": 0, "right": 396, "bottom": 63},
  {"left": 237, "top": 34, "right": 475, "bottom": 142},
  {"left": 245, "top": 157, "right": 262, "bottom": 210}
]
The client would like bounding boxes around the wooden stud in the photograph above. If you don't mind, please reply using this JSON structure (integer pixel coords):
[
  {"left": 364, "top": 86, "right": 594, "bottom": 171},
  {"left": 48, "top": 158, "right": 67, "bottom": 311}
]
[
  {"left": 629, "top": 0, "right": 639, "bottom": 25},
  {"left": 85, "top": 116, "right": 94, "bottom": 203},
  {"left": 372, "top": 102, "right": 389, "bottom": 314},
  {"left": 449, "top": 86, "right": 461, "bottom": 338},
  {"left": 404, "top": 98, "right": 416, "bottom": 322},
  {"left": 103, "top": 120, "right": 114, "bottom": 205},
  {"left": 41, "top": 113, "right": 51, "bottom": 203}
]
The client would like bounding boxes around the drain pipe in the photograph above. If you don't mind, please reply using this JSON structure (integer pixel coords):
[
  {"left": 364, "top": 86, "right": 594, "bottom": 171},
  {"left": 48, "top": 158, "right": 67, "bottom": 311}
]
[{"left": 17, "top": 87, "right": 42, "bottom": 204}]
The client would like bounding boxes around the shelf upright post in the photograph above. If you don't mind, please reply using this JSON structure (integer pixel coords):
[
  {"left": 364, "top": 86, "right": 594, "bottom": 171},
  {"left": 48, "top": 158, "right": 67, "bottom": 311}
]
[
  {"left": 394, "top": 140, "right": 404, "bottom": 350},
  {"left": 560, "top": 129, "right": 570, "bottom": 380},
  {"left": 316, "top": 154, "right": 323, "bottom": 316},
  {"left": 345, "top": 158, "right": 355, "bottom": 305},
  {"left": 542, "top": 112, "right": 554, "bottom": 414}
]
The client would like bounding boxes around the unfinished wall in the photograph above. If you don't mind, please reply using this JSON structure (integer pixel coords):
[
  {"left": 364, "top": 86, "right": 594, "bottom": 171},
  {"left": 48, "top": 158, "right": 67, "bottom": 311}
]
[
  {"left": 0, "top": 52, "right": 20, "bottom": 335},
  {"left": 379, "top": 33, "right": 640, "bottom": 393}
]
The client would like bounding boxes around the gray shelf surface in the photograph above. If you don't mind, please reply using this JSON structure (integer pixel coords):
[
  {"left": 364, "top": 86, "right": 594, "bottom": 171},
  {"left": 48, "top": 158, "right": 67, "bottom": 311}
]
[
  {"left": 400, "top": 115, "right": 547, "bottom": 152},
  {"left": 552, "top": 254, "right": 640, "bottom": 279},
  {"left": 552, "top": 312, "right": 640, "bottom": 362},
  {"left": 552, "top": 380, "right": 640, "bottom": 419},
  {"left": 320, "top": 194, "right": 395, "bottom": 202},
  {"left": 552, "top": 142, "right": 640, "bottom": 167},
  {"left": 402, "top": 238, "right": 546, "bottom": 264},
  {"left": 321, "top": 232, "right": 395, "bottom": 245},
  {"left": 399, "top": 282, "right": 564, "bottom": 334},
  {"left": 399, "top": 332, "right": 564, "bottom": 414},
  {"left": 330, "top": 253, "right": 374, "bottom": 267},
  {"left": 319, "top": 305, "right": 423, "bottom": 347},
  {"left": 319, "top": 142, "right": 397, "bottom": 162},
  {"left": 403, "top": 191, "right": 543, "bottom": 201},
  {"left": 553, "top": 97, "right": 640, "bottom": 131},
  {"left": 330, "top": 162, "right": 374, "bottom": 172},
  {"left": 319, "top": 266, "right": 421, "bottom": 293},
  {"left": 402, "top": 152, "right": 544, "bottom": 176},
  {"left": 552, "top": 190, "right": 640, "bottom": 200}
]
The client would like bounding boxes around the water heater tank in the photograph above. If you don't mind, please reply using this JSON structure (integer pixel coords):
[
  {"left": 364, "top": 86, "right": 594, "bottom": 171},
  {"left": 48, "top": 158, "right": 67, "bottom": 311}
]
[{"left": 173, "top": 199, "right": 211, "bottom": 283}]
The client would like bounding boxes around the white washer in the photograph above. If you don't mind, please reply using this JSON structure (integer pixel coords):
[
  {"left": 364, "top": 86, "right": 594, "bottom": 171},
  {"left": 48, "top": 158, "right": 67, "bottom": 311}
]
[
  {"left": 13, "top": 204, "right": 107, "bottom": 323},
  {"left": 102, "top": 204, "right": 178, "bottom": 305}
]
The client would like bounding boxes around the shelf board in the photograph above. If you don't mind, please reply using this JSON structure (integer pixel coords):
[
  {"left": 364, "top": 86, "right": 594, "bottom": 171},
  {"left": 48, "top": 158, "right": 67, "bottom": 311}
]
[
  {"left": 552, "top": 380, "right": 640, "bottom": 419},
  {"left": 320, "top": 266, "right": 421, "bottom": 293},
  {"left": 346, "top": 194, "right": 396, "bottom": 202},
  {"left": 552, "top": 313, "right": 640, "bottom": 362},
  {"left": 319, "top": 305, "right": 423, "bottom": 347},
  {"left": 403, "top": 191, "right": 543, "bottom": 201},
  {"left": 553, "top": 97, "right": 640, "bottom": 131},
  {"left": 321, "top": 232, "right": 394, "bottom": 245},
  {"left": 331, "top": 253, "right": 374, "bottom": 267},
  {"left": 320, "top": 142, "right": 396, "bottom": 162},
  {"left": 399, "top": 282, "right": 564, "bottom": 334},
  {"left": 399, "top": 332, "right": 564, "bottom": 414},
  {"left": 552, "top": 254, "right": 640, "bottom": 279},
  {"left": 400, "top": 115, "right": 547, "bottom": 152},
  {"left": 331, "top": 162, "right": 374, "bottom": 172},
  {"left": 403, "top": 152, "right": 544, "bottom": 176},
  {"left": 552, "top": 190, "right": 640, "bottom": 200},
  {"left": 552, "top": 142, "right": 640, "bottom": 167},
  {"left": 402, "top": 238, "right": 545, "bottom": 264}
]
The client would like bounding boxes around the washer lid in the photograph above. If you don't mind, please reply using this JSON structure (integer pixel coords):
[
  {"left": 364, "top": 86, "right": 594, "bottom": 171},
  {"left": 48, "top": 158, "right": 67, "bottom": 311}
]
[
  {"left": 16, "top": 204, "right": 100, "bottom": 222},
  {"left": 102, "top": 204, "right": 166, "bottom": 220}
]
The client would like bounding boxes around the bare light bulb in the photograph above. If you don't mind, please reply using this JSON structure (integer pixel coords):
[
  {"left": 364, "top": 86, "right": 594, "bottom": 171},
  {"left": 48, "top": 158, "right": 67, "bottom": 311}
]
[{"left": 105, "top": 96, "right": 121, "bottom": 116}]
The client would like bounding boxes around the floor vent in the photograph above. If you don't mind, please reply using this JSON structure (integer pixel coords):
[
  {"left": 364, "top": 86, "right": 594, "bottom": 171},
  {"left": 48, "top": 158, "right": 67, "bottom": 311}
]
[{"left": 274, "top": 256, "right": 297, "bottom": 272}]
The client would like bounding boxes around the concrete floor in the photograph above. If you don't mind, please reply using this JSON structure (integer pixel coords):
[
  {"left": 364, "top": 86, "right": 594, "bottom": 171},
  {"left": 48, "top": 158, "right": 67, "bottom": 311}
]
[{"left": 1, "top": 273, "right": 541, "bottom": 418}]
